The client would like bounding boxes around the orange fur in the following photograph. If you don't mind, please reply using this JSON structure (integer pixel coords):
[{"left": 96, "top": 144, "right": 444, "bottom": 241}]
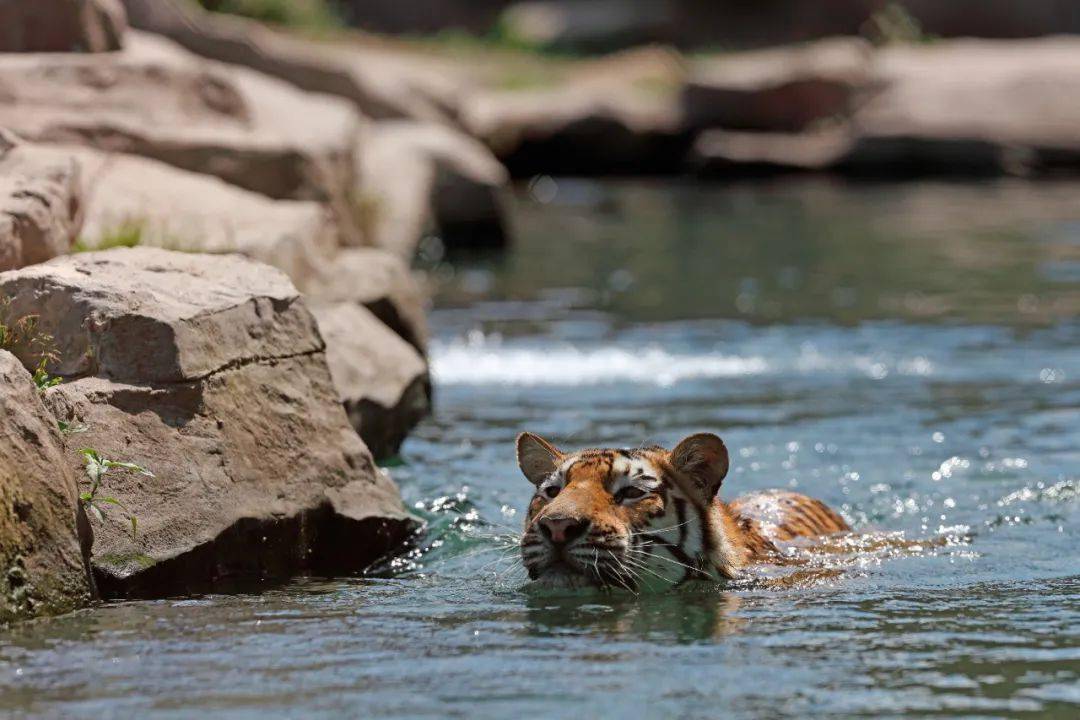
[{"left": 517, "top": 433, "right": 849, "bottom": 588}]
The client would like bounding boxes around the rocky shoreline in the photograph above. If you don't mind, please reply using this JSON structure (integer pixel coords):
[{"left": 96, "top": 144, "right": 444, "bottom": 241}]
[{"left": 5, "top": 0, "right": 1080, "bottom": 623}]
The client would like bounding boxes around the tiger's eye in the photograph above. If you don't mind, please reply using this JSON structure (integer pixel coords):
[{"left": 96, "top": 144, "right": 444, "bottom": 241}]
[
  {"left": 543, "top": 485, "right": 561, "bottom": 499},
  {"left": 615, "top": 486, "right": 647, "bottom": 503}
]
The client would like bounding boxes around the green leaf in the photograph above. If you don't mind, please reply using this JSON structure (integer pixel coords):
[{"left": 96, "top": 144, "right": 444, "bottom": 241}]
[
  {"left": 58, "top": 420, "right": 88, "bottom": 435},
  {"left": 129, "top": 516, "right": 138, "bottom": 541},
  {"left": 102, "top": 460, "right": 154, "bottom": 477},
  {"left": 95, "top": 496, "right": 129, "bottom": 511},
  {"left": 87, "top": 503, "right": 104, "bottom": 522},
  {"left": 79, "top": 491, "right": 92, "bottom": 502}
]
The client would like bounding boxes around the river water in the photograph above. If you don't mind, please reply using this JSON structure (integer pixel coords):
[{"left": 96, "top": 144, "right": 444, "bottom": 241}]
[{"left": 1, "top": 179, "right": 1078, "bottom": 719}]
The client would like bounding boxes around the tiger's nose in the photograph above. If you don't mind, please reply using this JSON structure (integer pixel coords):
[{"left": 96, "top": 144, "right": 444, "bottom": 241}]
[{"left": 539, "top": 517, "right": 590, "bottom": 546}]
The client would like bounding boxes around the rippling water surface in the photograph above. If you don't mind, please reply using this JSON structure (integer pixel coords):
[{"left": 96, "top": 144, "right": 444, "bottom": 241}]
[{"left": 2, "top": 179, "right": 1078, "bottom": 719}]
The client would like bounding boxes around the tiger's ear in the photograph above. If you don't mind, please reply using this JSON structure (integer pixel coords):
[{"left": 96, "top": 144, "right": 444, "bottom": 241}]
[
  {"left": 516, "top": 432, "right": 563, "bottom": 486},
  {"left": 670, "top": 433, "right": 729, "bottom": 502}
]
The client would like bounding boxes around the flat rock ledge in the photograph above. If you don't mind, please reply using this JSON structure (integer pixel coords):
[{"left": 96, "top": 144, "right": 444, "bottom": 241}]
[
  {"left": 0, "top": 351, "right": 92, "bottom": 623},
  {"left": 0, "top": 248, "right": 417, "bottom": 598}
]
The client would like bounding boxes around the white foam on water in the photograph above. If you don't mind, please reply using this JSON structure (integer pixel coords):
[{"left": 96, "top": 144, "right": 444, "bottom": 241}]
[
  {"left": 430, "top": 332, "right": 938, "bottom": 387},
  {"left": 431, "top": 335, "right": 768, "bottom": 387}
]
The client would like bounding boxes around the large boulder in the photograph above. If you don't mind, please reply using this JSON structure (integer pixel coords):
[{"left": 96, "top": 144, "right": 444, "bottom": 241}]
[
  {"left": 0, "top": 248, "right": 415, "bottom": 597},
  {"left": 0, "top": 31, "right": 362, "bottom": 214},
  {"left": 0, "top": 0, "right": 128, "bottom": 53},
  {"left": 358, "top": 121, "right": 509, "bottom": 258},
  {"left": 121, "top": 0, "right": 455, "bottom": 122},
  {"left": 845, "top": 37, "right": 1080, "bottom": 174},
  {"left": 314, "top": 303, "right": 430, "bottom": 461},
  {"left": 683, "top": 37, "right": 873, "bottom": 133},
  {"left": 0, "top": 351, "right": 92, "bottom": 623},
  {"left": 692, "top": 37, "right": 1080, "bottom": 177},
  {"left": 0, "top": 132, "right": 83, "bottom": 272},
  {"left": 61, "top": 144, "right": 340, "bottom": 290},
  {"left": 301, "top": 247, "right": 429, "bottom": 353},
  {"left": 461, "top": 46, "right": 690, "bottom": 175}
]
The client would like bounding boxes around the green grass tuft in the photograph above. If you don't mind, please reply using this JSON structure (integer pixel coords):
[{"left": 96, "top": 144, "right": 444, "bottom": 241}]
[{"left": 73, "top": 219, "right": 145, "bottom": 253}]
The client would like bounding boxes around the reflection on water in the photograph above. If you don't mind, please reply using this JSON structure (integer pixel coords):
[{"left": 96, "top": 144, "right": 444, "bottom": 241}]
[{"left": 1, "top": 179, "right": 1078, "bottom": 719}]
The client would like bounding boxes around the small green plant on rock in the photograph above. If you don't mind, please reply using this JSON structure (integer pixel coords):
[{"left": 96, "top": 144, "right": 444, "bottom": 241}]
[
  {"left": 57, "top": 419, "right": 88, "bottom": 435},
  {"left": 79, "top": 448, "right": 154, "bottom": 541},
  {"left": 32, "top": 359, "right": 62, "bottom": 392},
  {"left": 1, "top": 296, "right": 62, "bottom": 393},
  {"left": 72, "top": 218, "right": 145, "bottom": 253}
]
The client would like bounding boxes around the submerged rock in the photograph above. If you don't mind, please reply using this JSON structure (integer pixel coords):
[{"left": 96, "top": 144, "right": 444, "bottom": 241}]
[
  {"left": 314, "top": 303, "right": 430, "bottom": 461},
  {"left": 0, "top": 0, "right": 128, "bottom": 53},
  {"left": 0, "top": 131, "right": 83, "bottom": 272},
  {"left": 0, "top": 248, "right": 416, "bottom": 597},
  {"left": 0, "top": 351, "right": 93, "bottom": 623}
]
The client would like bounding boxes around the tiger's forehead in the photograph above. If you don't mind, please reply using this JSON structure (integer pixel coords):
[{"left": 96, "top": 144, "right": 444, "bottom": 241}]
[{"left": 556, "top": 448, "right": 664, "bottom": 484}]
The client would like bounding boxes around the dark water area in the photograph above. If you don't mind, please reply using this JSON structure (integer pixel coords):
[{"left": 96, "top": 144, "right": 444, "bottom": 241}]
[{"left": 2, "top": 179, "right": 1078, "bottom": 719}]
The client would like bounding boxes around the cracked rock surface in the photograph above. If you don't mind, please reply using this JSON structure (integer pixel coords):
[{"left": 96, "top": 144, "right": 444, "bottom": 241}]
[
  {"left": 0, "top": 350, "right": 92, "bottom": 623},
  {"left": 0, "top": 248, "right": 416, "bottom": 597}
]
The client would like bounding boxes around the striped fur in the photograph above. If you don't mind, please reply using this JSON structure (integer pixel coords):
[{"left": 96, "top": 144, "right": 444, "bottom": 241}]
[{"left": 516, "top": 432, "right": 849, "bottom": 590}]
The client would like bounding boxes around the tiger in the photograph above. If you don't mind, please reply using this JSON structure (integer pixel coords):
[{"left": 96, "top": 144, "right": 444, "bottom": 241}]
[{"left": 516, "top": 431, "right": 849, "bottom": 590}]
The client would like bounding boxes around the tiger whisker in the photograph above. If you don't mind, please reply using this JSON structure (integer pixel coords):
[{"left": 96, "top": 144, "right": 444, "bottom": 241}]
[
  {"left": 626, "top": 546, "right": 701, "bottom": 574},
  {"left": 621, "top": 554, "right": 674, "bottom": 584}
]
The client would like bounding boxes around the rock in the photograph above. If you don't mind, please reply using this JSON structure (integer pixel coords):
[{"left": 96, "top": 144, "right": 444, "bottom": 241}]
[
  {"left": 120, "top": 0, "right": 455, "bottom": 122},
  {"left": 0, "top": 248, "right": 415, "bottom": 597},
  {"left": 64, "top": 144, "right": 340, "bottom": 290},
  {"left": 0, "top": 351, "right": 92, "bottom": 623},
  {"left": 461, "top": 46, "right": 691, "bottom": 175},
  {"left": 693, "top": 37, "right": 1080, "bottom": 177},
  {"left": 0, "top": 0, "right": 128, "bottom": 53},
  {"left": 684, "top": 37, "right": 873, "bottom": 133},
  {"left": 302, "top": 247, "right": 429, "bottom": 353},
  {"left": 691, "top": 128, "right": 853, "bottom": 174},
  {"left": 845, "top": 37, "right": 1080, "bottom": 175},
  {"left": 0, "top": 31, "right": 362, "bottom": 214},
  {"left": 0, "top": 131, "right": 84, "bottom": 272},
  {"left": 313, "top": 303, "right": 430, "bottom": 461},
  {"left": 358, "top": 121, "right": 509, "bottom": 257}
]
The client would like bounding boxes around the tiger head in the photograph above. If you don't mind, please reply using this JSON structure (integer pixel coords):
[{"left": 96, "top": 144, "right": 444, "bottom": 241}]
[{"left": 516, "top": 432, "right": 745, "bottom": 591}]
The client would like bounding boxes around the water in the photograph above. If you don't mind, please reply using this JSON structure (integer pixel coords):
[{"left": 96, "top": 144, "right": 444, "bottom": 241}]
[{"left": 2, "top": 178, "right": 1078, "bottom": 719}]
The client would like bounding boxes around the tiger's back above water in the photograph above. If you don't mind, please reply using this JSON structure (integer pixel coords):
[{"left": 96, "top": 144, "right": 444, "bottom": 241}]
[
  {"left": 729, "top": 489, "right": 850, "bottom": 561},
  {"left": 516, "top": 432, "right": 849, "bottom": 590}
]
